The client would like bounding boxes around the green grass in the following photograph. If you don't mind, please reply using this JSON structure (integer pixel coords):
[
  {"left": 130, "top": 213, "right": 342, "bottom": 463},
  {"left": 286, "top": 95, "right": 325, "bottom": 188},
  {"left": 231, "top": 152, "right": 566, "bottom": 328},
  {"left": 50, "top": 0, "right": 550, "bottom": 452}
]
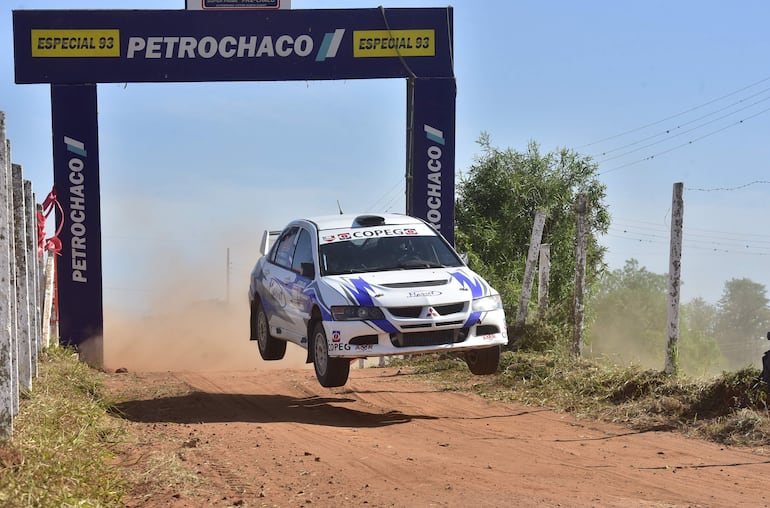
[
  {"left": 0, "top": 347, "right": 126, "bottom": 508},
  {"left": 393, "top": 350, "right": 770, "bottom": 446}
]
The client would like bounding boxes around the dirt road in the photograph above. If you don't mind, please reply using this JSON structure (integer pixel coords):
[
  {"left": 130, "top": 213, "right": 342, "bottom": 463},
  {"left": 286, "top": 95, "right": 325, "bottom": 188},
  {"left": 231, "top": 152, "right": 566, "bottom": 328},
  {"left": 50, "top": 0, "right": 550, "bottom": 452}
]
[{"left": 106, "top": 366, "right": 770, "bottom": 508}]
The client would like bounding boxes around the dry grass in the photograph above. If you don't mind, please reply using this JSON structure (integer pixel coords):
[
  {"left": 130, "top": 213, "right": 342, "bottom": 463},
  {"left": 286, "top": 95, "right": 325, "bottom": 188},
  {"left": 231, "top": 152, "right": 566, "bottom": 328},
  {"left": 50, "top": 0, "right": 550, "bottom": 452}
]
[{"left": 395, "top": 350, "right": 770, "bottom": 447}]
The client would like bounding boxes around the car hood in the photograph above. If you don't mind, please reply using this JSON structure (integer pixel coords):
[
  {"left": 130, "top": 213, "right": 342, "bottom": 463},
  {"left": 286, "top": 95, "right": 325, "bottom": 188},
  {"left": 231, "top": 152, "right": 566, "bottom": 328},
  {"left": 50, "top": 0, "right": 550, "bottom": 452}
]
[{"left": 320, "top": 267, "right": 493, "bottom": 307}]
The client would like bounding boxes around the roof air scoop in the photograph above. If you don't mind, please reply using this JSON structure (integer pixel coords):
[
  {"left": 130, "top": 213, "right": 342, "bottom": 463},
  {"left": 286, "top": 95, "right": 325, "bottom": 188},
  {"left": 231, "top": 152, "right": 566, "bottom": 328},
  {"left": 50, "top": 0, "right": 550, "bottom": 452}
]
[{"left": 354, "top": 215, "right": 386, "bottom": 227}]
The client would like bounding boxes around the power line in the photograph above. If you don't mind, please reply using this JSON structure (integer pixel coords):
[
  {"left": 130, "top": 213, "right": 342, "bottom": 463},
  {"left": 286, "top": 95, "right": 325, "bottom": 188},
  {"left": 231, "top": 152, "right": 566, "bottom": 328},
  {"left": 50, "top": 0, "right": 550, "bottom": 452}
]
[
  {"left": 596, "top": 95, "right": 770, "bottom": 164},
  {"left": 591, "top": 86, "right": 770, "bottom": 159},
  {"left": 598, "top": 104, "right": 770, "bottom": 175},
  {"left": 579, "top": 75, "right": 770, "bottom": 149},
  {"left": 686, "top": 180, "right": 770, "bottom": 192}
]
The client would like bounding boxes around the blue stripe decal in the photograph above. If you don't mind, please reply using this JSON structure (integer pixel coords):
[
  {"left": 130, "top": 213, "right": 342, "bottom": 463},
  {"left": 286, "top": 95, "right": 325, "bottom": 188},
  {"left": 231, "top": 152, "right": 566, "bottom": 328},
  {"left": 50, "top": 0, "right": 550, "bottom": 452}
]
[
  {"left": 450, "top": 271, "right": 484, "bottom": 298},
  {"left": 464, "top": 311, "right": 482, "bottom": 328},
  {"left": 347, "top": 277, "right": 375, "bottom": 306}
]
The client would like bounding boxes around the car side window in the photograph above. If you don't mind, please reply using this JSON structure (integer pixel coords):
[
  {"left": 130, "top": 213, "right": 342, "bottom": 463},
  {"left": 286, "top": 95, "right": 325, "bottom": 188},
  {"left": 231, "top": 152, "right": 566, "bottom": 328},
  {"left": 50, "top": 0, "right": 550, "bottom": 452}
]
[
  {"left": 291, "top": 228, "right": 314, "bottom": 275},
  {"left": 272, "top": 227, "right": 298, "bottom": 269}
]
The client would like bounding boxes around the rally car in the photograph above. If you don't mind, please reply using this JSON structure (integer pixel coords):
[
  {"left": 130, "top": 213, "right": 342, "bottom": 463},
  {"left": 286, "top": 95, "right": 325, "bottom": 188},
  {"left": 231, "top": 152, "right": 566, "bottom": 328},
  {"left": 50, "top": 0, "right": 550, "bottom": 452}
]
[{"left": 248, "top": 213, "right": 508, "bottom": 387}]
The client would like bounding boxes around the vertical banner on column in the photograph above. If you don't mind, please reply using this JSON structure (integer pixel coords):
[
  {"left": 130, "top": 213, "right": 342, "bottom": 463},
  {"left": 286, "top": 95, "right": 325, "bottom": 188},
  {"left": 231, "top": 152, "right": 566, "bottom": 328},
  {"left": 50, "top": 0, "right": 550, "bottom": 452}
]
[
  {"left": 410, "top": 78, "right": 456, "bottom": 245},
  {"left": 51, "top": 84, "right": 103, "bottom": 349}
]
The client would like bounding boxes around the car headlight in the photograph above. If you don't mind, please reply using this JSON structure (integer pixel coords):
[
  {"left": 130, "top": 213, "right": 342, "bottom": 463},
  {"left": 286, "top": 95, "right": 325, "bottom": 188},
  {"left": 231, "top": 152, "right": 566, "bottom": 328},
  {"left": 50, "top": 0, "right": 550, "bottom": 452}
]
[
  {"left": 472, "top": 294, "right": 502, "bottom": 312},
  {"left": 331, "top": 306, "right": 385, "bottom": 321}
]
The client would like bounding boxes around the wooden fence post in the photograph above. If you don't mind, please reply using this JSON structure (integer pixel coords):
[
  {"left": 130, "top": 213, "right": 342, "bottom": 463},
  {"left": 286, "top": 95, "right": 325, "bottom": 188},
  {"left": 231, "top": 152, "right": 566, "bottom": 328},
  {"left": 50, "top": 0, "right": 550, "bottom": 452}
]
[
  {"left": 513, "top": 210, "right": 547, "bottom": 348},
  {"left": 665, "top": 182, "right": 684, "bottom": 376},
  {"left": 537, "top": 244, "right": 551, "bottom": 321},
  {"left": 12, "top": 164, "right": 31, "bottom": 392},
  {"left": 0, "top": 112, "right": 13, "bottom": 438},
  {"left": 572, "top": 195, "right": 588, "bottom": 357}
]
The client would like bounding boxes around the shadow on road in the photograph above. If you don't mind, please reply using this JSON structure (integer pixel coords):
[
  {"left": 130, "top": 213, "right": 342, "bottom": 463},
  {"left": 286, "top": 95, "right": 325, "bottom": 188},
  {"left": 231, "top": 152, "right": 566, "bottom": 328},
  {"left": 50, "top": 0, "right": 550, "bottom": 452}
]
[{"left": 110, "top": 392, "right": 438, "bottom": 428}]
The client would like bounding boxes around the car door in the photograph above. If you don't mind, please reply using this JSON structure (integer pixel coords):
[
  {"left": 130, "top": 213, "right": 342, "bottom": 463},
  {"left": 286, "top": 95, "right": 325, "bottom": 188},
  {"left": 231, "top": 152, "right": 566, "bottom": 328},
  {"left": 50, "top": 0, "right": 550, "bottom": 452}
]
[
  {"left": 260, "top": 226, "right": 299, "bottom": 340},
  {"left": 284, "top": 227, "right": 316, "bottom": 343}
]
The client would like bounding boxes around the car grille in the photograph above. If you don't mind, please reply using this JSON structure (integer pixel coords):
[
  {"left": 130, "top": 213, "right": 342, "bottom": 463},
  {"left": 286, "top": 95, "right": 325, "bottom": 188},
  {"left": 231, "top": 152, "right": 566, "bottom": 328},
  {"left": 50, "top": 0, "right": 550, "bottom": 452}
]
[
  {"left": 387, "top": 302, "right": 466, "bottom": 318},
  {"left": 390, "top": 328, "right": 469, "bottom": 347}
]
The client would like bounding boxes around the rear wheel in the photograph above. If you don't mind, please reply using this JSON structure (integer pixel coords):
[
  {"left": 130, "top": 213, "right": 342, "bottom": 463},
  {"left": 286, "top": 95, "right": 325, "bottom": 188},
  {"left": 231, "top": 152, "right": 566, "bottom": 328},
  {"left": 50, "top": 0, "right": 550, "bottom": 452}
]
[
  {"left": 465, "top": 346, "right": 500, "bottom": 375},
  {"left": 312, "top": 322, "right": 350, "bottom": 387},
  {"left": 254, "top": 299, "right": 286, "bottom": 361}
]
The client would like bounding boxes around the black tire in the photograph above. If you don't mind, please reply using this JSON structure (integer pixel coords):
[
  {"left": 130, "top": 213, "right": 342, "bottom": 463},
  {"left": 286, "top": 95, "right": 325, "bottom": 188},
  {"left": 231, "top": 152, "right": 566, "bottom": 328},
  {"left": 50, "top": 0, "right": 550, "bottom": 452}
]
[
  {"left": 312, "top": 321, "right": 350, "bottom": 387},
  {"left": 465, "top": 346, "right": 501, "bottom": 375},
  {"left": 253, "top": 299, "right": 286, "bottom": 361}
]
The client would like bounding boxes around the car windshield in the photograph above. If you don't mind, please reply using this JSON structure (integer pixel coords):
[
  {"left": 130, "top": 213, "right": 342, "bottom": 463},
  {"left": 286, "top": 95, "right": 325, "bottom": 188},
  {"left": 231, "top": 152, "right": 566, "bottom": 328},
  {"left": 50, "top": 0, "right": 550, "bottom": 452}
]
[{"left": 320, "top": 234, "right": 464, "bottom": 275}]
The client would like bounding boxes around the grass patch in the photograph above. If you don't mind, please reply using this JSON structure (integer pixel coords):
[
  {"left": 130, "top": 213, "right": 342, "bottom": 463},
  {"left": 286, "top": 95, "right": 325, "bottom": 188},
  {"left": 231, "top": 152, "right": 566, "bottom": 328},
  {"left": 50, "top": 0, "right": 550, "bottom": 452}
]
[
  {"left": 0, "top": 347, "right": 127, "bottom": 507},
  {"left": 393, "top": 350, "right": 770, "bottom": 446}
]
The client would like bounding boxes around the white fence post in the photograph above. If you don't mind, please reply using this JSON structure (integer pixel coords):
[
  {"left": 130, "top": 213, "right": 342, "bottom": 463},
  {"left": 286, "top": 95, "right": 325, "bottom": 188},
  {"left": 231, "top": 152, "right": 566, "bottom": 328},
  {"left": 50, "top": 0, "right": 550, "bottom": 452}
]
[
  {"left": 24, "top": 182, "right": 38, "bottom": 377},
  {"left": 41, "top": 253, "right": 56, "bottom": 349},
  {"left": 0, "top": 112, "right": 13, "bottom": 438},
  {"left": 12, "top": 164, "right": 31, "bottom": 392},
  {"left": 6, "top": 140, "right": 18, "bottom": 417}
]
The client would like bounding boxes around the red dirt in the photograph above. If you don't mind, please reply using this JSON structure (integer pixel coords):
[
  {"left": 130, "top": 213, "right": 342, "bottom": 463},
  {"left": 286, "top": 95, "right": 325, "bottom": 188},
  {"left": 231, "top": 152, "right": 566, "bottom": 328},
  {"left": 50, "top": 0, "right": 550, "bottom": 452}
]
[{"left": 104, "top": 365, "right": 770, "bottom": 508}]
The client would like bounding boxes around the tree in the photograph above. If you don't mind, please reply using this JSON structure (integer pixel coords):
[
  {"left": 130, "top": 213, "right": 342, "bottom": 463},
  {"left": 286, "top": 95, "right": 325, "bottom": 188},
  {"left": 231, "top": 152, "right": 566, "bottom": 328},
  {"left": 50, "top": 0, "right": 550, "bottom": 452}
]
[
  {"left": 714, "top": 278, "right": 770, "bottom": 370},
  {"left": 679, "top": 298, "right": 722, "bottom": 376},
  {"left": 455, "top": 135, "right": 609, "bottom": 332}
]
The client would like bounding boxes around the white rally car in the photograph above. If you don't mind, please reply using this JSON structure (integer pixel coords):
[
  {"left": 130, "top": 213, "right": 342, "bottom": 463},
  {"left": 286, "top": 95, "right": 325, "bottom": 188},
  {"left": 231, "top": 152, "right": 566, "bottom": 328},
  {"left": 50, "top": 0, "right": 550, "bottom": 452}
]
[{"left": 248, "top": 213, "right": 508, "bottom": 387}]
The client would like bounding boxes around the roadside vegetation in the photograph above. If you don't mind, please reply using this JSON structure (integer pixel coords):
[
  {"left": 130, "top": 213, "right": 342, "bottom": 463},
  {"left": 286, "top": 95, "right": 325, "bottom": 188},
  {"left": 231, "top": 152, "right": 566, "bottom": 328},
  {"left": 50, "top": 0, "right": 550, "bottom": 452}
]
[
  {"left": 394, "top": 344, "right": 770, "bottom": 447},
  {"left": 0, "top": 347, "right": 126, "bottom": 507}
]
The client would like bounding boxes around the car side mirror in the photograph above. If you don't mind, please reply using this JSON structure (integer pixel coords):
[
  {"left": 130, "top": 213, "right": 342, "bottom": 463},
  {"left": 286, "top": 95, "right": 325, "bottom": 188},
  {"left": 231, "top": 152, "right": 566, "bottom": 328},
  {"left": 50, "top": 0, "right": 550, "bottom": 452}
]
[{"left": 301, "top": 262, "right": 316, "bottom": 279}]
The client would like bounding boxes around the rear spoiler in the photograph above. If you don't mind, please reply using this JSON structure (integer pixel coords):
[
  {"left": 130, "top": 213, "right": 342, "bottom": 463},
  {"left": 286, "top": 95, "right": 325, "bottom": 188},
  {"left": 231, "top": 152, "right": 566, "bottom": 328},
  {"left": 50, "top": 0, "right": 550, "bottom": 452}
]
[{"left": 259, "top": 230, "right": 282, "bottom": 256}]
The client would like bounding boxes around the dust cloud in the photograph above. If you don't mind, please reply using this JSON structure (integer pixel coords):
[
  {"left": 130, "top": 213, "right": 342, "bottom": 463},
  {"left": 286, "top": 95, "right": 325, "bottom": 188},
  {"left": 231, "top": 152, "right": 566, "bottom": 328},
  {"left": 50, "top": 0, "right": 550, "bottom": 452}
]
[{"left": 102, "top": 224, "right": 310, "bottom": 373}]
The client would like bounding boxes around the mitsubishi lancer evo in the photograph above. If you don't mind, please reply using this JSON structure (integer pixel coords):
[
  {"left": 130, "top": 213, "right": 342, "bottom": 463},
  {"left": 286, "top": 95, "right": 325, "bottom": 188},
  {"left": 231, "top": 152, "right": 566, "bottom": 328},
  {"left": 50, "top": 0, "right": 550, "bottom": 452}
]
[{"left": 248, "top": 213, "right": 508, "bottom": 387}]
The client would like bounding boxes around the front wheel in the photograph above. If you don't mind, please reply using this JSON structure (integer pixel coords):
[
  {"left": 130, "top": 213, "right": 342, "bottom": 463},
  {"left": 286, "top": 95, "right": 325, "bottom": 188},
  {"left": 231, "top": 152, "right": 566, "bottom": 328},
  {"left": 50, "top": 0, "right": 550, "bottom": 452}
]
[
  {"left": 465, "top": 346, "right": 500, "bottom": 375},
  {"left": 312, "top": 322, "right": 350, "bottom": 387},
  {"left": 253, "top": 299, "right": 286, "bottom": 361}
]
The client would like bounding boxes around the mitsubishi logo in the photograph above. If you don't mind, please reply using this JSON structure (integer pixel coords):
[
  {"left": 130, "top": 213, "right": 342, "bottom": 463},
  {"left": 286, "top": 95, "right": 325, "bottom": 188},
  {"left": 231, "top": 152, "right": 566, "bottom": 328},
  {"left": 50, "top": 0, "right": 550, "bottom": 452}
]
[{"left": 426, "top": 307, "right": 439, "bottom": 318}]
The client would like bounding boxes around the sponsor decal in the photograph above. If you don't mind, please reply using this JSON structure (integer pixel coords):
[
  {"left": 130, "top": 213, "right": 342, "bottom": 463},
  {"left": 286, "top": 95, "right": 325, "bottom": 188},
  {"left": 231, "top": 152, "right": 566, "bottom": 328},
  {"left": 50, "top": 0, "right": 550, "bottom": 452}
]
[
  {"left": 424, "top": 124, "right": 445, "bottom": 231},
  {"left": 124, "top": 30, "right": 344, "bottom": 61},
  {"left": 65, "top": 136, "right": 89, "bottom": 283},
  {"left": 353, "top": 29, "right": 435, "bottom": 58},
  {"left": 354, "top": 344, "right": 374, "bottom": 351},
  {"left": 328, "top": 342, "right": 351, "bottom": 351},
  {"left": 32, "top": 29, "right": 120, "bottom": 57},
  {"left": 407, "top": 290, "right": 442, "bottom": 298},
  {"left": 323, "top": 227, "right": 420, "bottom": 243},
  {"left": 332, "top": 330, "right": 341, "bottom": 343},
  {"left": 268, "top": 278, "right": 287, "bottom": 307}
]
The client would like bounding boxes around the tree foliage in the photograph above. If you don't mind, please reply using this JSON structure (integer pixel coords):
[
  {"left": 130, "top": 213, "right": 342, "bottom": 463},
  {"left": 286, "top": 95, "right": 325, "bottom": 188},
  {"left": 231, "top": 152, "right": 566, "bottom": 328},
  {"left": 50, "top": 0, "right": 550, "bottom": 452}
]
[
  {"left": 455, "top": 135, "right": 609, "bottom": 326},
  {"left": 714, "top": 278, "right": 770, "bottom": 370}
]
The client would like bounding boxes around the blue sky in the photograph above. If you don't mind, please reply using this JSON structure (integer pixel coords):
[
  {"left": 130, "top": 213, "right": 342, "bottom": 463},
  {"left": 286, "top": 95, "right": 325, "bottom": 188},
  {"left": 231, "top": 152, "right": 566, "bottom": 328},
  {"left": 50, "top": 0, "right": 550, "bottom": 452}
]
[{"left": 3, "top": 0, "right": 770, "bottom": 313}]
